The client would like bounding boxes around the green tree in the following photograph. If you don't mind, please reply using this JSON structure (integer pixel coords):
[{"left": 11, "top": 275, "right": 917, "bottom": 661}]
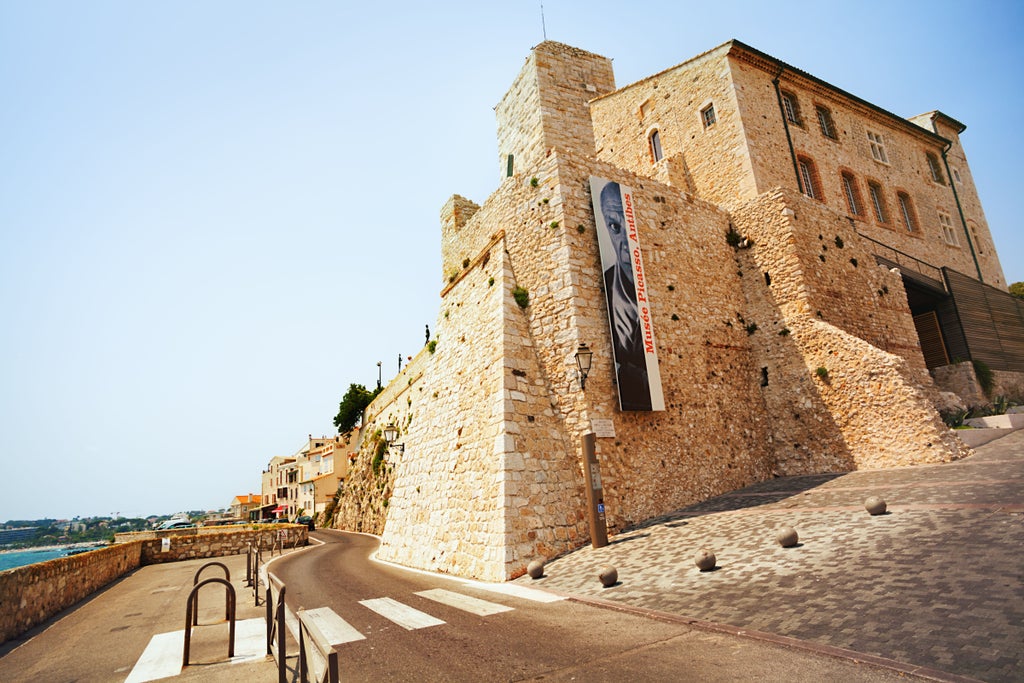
[
  {"left": 333, "top": 383, "right": 380, "bottom": 434},
  {"left": 1009, "top": 282, "right": 1024, "bottom": 300}
]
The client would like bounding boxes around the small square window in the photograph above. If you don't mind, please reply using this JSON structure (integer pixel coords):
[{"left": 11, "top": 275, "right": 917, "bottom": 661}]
[
  {"left": 868, "top": 131, "right": 888, "bottom": 163},
  {"left": 952, "top": 167, "right": 962, "bottom": 184},
  {"left": 701, "top": 104, "right": 716, "bottom": 128}
]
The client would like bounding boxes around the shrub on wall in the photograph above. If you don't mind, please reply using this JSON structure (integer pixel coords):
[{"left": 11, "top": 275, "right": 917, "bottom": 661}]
[{"left": 512, "top": 286, "right": 529, "bottom": 308}]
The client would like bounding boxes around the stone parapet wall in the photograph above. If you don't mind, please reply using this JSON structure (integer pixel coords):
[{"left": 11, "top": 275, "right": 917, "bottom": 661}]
[
  {"left": 0, "top": 542, "right": 143, "bottom": 645},
  {"left": 115, "top": 526, "right": 308, "bottom": 564}
]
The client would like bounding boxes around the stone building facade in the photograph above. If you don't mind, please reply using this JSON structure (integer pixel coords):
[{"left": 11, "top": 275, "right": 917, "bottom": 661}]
[{"left": 332, "top": 40, "right": 1020, "bottom": 582}]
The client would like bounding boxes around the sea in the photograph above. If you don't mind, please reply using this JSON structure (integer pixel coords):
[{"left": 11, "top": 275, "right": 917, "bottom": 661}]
[{"left": 0, "top": 547, "right": 84, "bottom": 572}]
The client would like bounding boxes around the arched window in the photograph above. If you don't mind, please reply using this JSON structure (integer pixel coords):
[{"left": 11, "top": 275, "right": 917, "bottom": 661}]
[
  {"left": 926, "top": 152, "right": 945, "bottom": 185},
  {"left": 797, "top": 155, "right": 821, "bottom": 200},
  {"left": 897, "top": 191, "right": 918, "bottom": 234},
  {"left": 649, "top": 130, "right": 663, "bottom": 162},
  {"left": 841, "top": 171, "right": 863, "bottom": 217},
  {"left": 867, "top": 180, "right": 887, "bottom": 224}
]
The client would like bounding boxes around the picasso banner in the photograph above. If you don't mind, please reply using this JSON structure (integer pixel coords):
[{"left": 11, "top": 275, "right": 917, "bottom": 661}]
[{"left": 590, "top": 176, "right": 665, "bottom": 411}]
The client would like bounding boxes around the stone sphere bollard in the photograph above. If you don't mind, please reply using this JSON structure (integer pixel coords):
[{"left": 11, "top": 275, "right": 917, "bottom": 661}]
[
  {"left": 598, "top": 566, "right": 618, "bottom": 587},
  {"left": 776, "top": 526, "right": 799, "bottom": 548},
  {"left": 864, "top": 496, "right": 887, "bottom": 515},
  {"left": 694, "top": 548, "right": 717, "bottom": 571},
  {"left": 527, "top": 559, "right": 545, "bottom": 579}
]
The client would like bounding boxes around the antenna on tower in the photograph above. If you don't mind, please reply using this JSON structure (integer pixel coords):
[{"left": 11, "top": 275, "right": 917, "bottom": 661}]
[{"left": 540, "top": 2, "right": 547, "bottom": 41}]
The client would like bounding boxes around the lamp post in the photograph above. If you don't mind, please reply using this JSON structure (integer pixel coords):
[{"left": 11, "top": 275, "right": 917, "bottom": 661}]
[
  {"left": 575, "top": 343, "right": 593, "bottom": 390},
  {"left": 376, "top": 361, "right": 382, "bottom": 391},
  {"left": 383, "top": 421, "right": 404, "bottom": 456}
]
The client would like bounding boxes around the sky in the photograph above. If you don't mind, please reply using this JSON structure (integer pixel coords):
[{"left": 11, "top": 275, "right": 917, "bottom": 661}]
[{"left": 1, "top": 1, "right": 1021, "bottom": 522}]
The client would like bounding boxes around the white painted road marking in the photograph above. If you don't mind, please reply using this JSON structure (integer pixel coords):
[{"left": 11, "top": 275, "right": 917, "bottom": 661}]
[
  {"left": 359, "top": 597, "right": 446, "bottom": 630},
  {"left": 415, "top": 588, "right": 514, "bottom": 616},
  {"left": 460, "top": 580, "right": 567, "bottom": 603},
  {"left": 301, "top": 606, "right": 366, "bottom": 645},
  {"left": 125, "top": 631, "right": 182, "bottom": 683},
  {"left": 126, "top": 618, "right": 266, "bottom": 683}
]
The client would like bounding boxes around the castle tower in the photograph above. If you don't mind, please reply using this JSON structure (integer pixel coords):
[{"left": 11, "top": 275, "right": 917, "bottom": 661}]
[{"left": 495, "top": 42, "right": 615, "bottom": 178}]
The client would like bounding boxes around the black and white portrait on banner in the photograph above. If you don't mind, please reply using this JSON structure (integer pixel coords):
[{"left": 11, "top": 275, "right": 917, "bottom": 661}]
[{"left": 590, "top": 176, "right": 665, "bottom": 411}]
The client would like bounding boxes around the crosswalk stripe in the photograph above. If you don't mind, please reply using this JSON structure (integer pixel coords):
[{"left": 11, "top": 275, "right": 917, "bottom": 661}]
[
  {"left": 460, "top": 580, "right": 566, "bottom": 603},
  {"left": 414, "top": 588, "right": 514, "bottom": 616},
  {"left": 359, "top": 597, "right": 446, "bottom": 630},
  {"left": 301, "top": 606, "right": 366, "bottom": 645}
]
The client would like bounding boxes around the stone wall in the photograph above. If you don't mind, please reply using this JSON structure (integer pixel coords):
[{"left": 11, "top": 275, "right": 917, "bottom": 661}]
[
  {"left": 115, "top": 525, "right": 308, "bottom": 564},
  {"left": 730, "top": 188, "right": 970, "bottom": 471},
  {"left": 0, "top": 542, "right": 142, "bottom": 644},
  {"left": 327, "top": 40, "right": 978, "bottom": 582}
]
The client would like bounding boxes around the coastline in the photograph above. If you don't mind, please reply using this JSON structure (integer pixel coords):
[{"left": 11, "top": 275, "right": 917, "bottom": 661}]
[{"left": 0, "top": 541, "right": 110, "bottom": 555}]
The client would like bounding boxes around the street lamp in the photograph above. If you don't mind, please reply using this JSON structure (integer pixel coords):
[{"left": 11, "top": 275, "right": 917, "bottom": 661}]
[
  {"left": 575, "top": 343, "right": 593, "bottom": 390},
  {"left": 383, "top": 421, "right": 404, "bottom": 454},
  {"left": 376, "top": 361, "right": 382, "bottom": 390}
]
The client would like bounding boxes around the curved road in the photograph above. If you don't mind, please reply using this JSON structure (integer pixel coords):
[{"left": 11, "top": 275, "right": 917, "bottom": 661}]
[{"left": 269, "top": 529, "right": 918, "bottom": 682}]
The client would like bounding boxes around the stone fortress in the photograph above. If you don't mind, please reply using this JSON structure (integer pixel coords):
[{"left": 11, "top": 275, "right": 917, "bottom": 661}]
[{"left": 330, "top": 40, "right": 1024, "bottom": 582}]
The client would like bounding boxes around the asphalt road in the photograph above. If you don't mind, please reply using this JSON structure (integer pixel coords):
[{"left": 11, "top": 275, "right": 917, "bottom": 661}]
[{"left": 269, "top": 529, "right": 929, "bottom": 682}]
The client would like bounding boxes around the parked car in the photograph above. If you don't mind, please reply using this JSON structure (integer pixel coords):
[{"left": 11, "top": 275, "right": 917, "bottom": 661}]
[
  {"left": 297, "top": 515, "right": 315, "bottom": 530},
  {"left": 156, "top": 520, "right": 195, "bottom": 530}
]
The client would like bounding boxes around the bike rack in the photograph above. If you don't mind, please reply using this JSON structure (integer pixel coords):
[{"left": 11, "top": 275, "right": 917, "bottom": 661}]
[
  {"left": 298, "top": 610, "right": 339, "bottom": 683},
  {"left": 191, "top": 561, "right": 230, "bottom": 626},
  {"left": 265, "top": 573, "right": 288, "bottom": 683},
  {"left": 182, "top": 577, "right": 235, "bottom": 667}
]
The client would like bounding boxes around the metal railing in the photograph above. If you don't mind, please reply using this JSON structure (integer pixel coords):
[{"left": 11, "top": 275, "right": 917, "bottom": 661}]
[
  {"left": 298, "top": 610, "right": 340, "bottom": 683},
  {"left": 857, "top": 231, "right": 946, "bottom": 291},
  {"left": 266, "top": 573, "right": 288, "bottom": 683}
]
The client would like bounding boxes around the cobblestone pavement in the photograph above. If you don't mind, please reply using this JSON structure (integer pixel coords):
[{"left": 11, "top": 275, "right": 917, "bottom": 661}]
[{"left": 516, "top": 429, "right": 1024, "bottom": 682}]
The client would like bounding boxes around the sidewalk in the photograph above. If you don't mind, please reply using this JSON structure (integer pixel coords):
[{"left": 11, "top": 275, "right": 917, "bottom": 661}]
[
  {"left": 516, "top": 428, "right": 1024, "bottom": 682},
  {"left": 0, "top": 550, "right": 288, "bottom": 682}
]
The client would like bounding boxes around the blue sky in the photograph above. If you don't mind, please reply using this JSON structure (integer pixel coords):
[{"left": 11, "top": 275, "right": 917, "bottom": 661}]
[{"left": 1, "top": 1, "right": 1021, "bottom": 521}]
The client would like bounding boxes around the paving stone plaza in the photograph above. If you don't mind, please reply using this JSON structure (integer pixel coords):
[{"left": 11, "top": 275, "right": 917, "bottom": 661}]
[{"left": 517, "top": 429, "right": 1024, "bottom": 682}]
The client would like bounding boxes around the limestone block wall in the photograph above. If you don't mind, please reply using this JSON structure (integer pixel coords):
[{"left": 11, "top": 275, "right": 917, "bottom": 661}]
[
  {"left": 590, "top": 43, "right": 758, "bottom": 207},
  {"left": 0, "top": 542, "right": 142, "bottom": 645},
  {"left": 907, "top": 112, "right": 1005, "bottom": 288},
  {"left": 730, "top": 189, "right": 970, "bottom": 471},
  {"left": 726, "top": 51, "right": 1004, "bottom": 288},
  {"left": 496, "top": 42, "right": 615, "bottom": 180}
]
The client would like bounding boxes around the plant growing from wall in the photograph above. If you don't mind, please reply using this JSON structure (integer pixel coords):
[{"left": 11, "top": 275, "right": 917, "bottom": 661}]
[
  {"left": 1010, "top": 282, "right": 1024, "bottom": 300},
  {"left": 972, "top": 359, "right": 994, "bottom": 397},
  {"left": 488, "top": 277, "right": 494, "bottom": 287},
  {"left": 815, "top": 366, "right": 829, "bottom": 380},
  {"left": 512, "top": 286, "right": 530, "bottom": 308},
  {"left": 427, "top": 339, "right": 437, "bottom": 354},
  {"left": 530, "top": 176, "right": 539, "bottom": 187},
  {"left": 550, "top": 221, "right": 559, "bottom": 229},
  {"left": 462, "top": 258, "right": 470, "bottom": 269}
]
